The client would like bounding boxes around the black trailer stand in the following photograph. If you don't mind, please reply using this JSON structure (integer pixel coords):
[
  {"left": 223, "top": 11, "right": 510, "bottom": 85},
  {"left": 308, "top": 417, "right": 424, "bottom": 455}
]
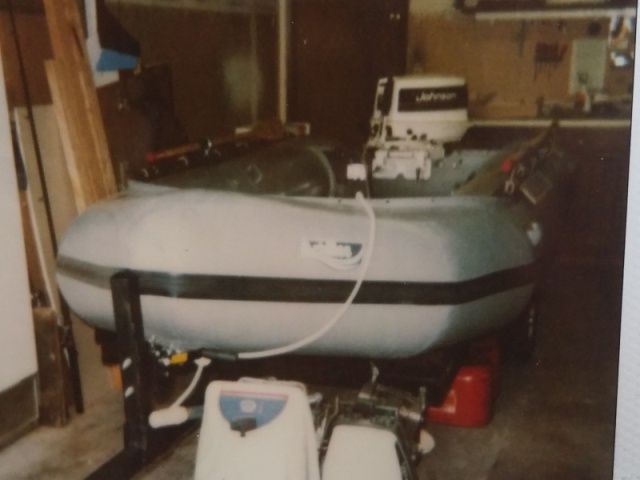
[{"left": 86, "top": 271, "right": 196, "bottom": 480}]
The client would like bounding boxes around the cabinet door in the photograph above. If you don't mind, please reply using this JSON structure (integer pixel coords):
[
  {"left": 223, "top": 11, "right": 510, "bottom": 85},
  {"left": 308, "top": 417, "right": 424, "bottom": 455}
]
[{"left": 289, "top": 0, "right": 408, "bottom": 148}]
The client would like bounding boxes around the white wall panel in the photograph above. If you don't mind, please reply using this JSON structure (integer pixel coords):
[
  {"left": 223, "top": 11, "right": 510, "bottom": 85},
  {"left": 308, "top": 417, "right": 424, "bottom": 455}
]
[{"left": 0, "top": 41, "right": 38, "bottom": 390}]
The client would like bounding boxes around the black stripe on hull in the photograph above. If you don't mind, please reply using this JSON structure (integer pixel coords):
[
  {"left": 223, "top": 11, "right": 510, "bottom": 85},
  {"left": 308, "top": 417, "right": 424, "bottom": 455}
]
[{"left": 57, "top": 255, "right": 537, "bottom": 306}]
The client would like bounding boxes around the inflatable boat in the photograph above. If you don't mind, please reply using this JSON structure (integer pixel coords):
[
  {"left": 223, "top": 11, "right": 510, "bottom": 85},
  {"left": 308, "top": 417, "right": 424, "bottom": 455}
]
[{"left": 56, "top": 126, "right": 569, "bottom": 360}]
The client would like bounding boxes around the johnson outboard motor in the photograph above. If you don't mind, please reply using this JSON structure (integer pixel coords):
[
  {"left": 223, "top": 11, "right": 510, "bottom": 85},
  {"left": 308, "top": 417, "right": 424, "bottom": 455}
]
[{"left": 366, "top": 75, "right": 469, "bottom": 181}]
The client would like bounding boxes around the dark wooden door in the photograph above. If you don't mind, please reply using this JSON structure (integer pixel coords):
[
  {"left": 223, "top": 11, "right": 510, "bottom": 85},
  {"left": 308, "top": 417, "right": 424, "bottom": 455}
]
[{"left": 289, "top": 0, "right": 408, "bottom": 148}]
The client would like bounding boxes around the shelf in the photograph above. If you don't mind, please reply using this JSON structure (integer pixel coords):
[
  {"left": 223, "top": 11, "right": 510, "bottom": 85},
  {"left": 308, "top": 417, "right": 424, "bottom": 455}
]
[{"left": 456, "top": 0, "right": 637, "bottom": 20}]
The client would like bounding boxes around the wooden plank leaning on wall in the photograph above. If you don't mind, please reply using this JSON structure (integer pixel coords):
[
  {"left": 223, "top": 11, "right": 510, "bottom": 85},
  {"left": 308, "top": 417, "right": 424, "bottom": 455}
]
[
  {"left": 2, "top": 2, "right": 80, "bottom": 427},
  {"left": 40, "top": 0, "right": 120, "bottom": 412},
  {"left": 43, "top": 0, "right": 117, "bottom": 211},
  {"left": 14, "top": 106, "right": 78, "bottom": 425},
  {"left": 3, "top": 0, "right": 119, "bottom": 426}
]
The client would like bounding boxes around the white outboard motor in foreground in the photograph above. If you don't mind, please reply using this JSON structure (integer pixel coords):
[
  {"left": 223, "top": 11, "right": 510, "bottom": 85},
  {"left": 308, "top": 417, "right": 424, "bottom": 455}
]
[
  {"left": 192, "top": 378, "right": 429, "bottom": 480},
  {"left": 194, "top": 380, "right": 320, "bottom": 480}
]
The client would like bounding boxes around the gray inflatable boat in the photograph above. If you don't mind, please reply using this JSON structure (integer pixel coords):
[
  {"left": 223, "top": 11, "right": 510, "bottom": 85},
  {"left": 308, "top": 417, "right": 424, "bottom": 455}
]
[{"left": 56, "top": 129, "right": 569, "bottom": 359}]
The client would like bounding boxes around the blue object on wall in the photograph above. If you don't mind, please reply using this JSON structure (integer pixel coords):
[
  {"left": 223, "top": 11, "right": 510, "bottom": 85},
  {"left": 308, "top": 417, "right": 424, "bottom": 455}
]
[{"left": 96, "top": 49, "right": 139, "bottom": 72}]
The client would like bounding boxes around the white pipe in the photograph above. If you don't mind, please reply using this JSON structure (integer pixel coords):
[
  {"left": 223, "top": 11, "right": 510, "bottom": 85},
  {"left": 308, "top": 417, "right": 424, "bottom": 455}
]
[
  {"left": 471, "top": 118, "right": 631, "bottom": 129},
  {"left": 250, "top": 13, "right": 258, "bottom": 123},
  {"left": 105, "top": 0, "right": 275, "bottom": 14},
  {"left": 278, "top": 0, "right": 288, "bottom": 123},
  {"left": 475, "top": 6, "right": 636, "bottom": 21}
]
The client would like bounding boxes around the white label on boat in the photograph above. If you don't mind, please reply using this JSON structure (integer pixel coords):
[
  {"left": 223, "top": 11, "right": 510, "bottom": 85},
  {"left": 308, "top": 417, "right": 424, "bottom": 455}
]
[{"left": 299, "top": 240, "right": 364, "bottom": 270}]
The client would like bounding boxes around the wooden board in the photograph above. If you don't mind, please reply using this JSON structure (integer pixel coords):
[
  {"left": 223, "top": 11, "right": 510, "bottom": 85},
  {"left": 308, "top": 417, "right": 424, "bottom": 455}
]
[
  {"left": 14, "top": 105, "right": 115, "bottom": 408},
  {"left": 18, "top": 190, "right": 47, "bottom": 305},
  {"left": 43, "top": 0, "right": 117, "bottom": 211},
  {"left": 14, "top": 108, "right": 60, "bottom": 311},
  {"left": 14, "top": 105, "right": 77, "bottom": 239},
  {"left": 18, "top": 194, "right": 74, "bottom": 425},
  {"left": 32, "top": 307, "right": 70, "bottom": 426},
  {"left": 44, "top": 60, "right": 88, "bottom": 212}
]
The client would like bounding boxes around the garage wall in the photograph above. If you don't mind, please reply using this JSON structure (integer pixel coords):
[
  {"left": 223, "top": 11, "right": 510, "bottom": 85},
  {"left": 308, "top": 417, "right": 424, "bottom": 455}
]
[
  {"left": 2, "top": 5, "right": 279, "bottom": 166},
  {"left": 407, "top": 1, "right": 634, "bottom": 119},
  {"left": 109, "top": 4, "right": 279, "bottom": 142},
  {"left": 288, "top": 0, "right": 408, "bottom": 147},
  {"left": 0, "top": 11, "right": 52, "bottom": 107}
]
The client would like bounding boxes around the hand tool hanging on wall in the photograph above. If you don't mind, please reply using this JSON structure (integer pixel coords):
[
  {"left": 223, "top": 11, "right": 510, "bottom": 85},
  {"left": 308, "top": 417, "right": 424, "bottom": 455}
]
[{"left": 534, "top": 42, "right": 567, "bottom": 80}]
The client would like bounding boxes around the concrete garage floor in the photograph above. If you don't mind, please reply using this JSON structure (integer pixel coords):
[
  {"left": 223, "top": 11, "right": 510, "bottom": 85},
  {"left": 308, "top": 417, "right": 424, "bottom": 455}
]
[
  {"left": 420, "top": 261, "right": 622, "bottom": 480},
  {"left": 0, "top": 128, "right": 627, "bottom": 479}
]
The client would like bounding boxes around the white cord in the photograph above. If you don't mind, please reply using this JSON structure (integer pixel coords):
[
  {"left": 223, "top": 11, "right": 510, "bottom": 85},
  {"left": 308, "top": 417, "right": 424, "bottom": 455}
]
[
  {"left": 238, "top": 191, "right": 376, "bottom": 360},
  {"left": 170, "top": 356, "right": 211, "bottom": 408}
]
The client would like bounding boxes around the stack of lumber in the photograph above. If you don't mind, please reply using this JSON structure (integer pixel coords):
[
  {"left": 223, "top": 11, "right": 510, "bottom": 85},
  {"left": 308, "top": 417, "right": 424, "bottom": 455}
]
[{"left": 43, "top": 0, "right": 117, "bottom": 212}]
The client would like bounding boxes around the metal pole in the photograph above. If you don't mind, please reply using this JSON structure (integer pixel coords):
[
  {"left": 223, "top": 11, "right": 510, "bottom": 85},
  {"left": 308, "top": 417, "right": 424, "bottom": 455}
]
[{"left": 278, "top": 0, "right": 288, "bottom": 123}]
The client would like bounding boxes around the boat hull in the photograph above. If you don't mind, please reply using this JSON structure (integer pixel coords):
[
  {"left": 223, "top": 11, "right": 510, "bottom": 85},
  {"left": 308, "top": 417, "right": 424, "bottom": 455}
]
[{"left": 57, "top": 190, "right": 536, "bottom": 359}]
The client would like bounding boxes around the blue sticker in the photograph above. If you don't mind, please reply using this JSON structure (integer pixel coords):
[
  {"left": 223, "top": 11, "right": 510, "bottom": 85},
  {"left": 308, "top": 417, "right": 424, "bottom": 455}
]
[{"left": 219, "top": 390, "right": 288, "bottom": 431}]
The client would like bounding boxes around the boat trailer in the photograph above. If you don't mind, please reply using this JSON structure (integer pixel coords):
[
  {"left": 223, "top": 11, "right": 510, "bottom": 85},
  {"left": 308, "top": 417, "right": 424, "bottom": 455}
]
[{"left": 82, "top": 269, "right": 507, "bottom": 479}]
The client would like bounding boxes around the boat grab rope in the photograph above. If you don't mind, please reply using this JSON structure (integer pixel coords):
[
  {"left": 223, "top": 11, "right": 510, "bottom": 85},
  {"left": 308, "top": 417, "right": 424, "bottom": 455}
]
[{"left": 237, "top": 191, "right": 376, "bottom": 360}]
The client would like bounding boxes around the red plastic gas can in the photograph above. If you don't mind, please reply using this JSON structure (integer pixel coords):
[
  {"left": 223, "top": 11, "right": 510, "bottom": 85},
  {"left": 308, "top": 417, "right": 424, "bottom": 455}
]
[{"left": 426, "top": 337, "right": 500, "bottom": 427}]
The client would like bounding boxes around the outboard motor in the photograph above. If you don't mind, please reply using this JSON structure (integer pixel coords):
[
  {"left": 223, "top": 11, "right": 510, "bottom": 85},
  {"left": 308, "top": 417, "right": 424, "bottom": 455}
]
[
  {"left": 366, "top": 75, "right": 469, "bottom": 181},
  {"left": 368, "top": 74, "right": 469, "bottom": 147}
]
